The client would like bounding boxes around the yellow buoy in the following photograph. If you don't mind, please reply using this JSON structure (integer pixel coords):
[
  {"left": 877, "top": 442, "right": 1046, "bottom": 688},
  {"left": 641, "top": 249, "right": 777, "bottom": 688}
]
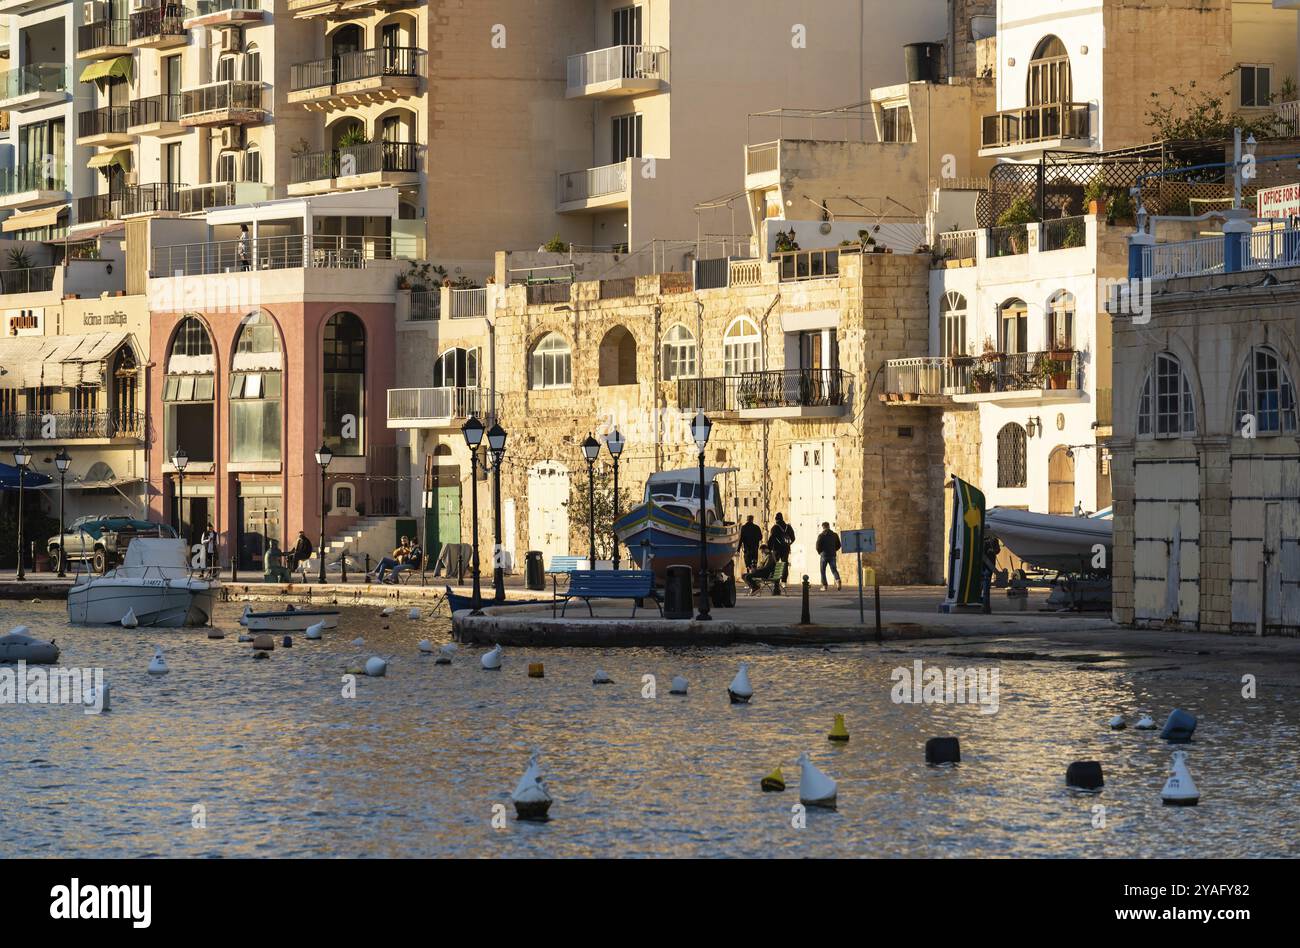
[
  {"left": 528, "top": 662, "right": 545, "bottom": 678},
  {"left": 760, "top": 766, "right": 786, "bottom": 792},
  {"left": 828, "top": 713, "right": 850, "bottom": 743}
]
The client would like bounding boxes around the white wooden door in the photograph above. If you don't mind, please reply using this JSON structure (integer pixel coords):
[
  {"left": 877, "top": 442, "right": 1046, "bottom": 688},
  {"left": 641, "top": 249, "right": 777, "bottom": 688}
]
[
  {"left": 528, "top": 461, "right": 570, "bottom": 565},
  {"left": 1134, "top": 459, "right": 1199, "bottom": 622},
  {"left": 788, "top": 441, "right": 836, "bottom": 581}
]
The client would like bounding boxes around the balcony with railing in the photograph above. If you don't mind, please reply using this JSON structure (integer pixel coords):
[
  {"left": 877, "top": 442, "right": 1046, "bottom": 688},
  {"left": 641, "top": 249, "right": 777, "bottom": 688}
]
[
  {"left": 180, "top": 80, "right": 265, "bottom": 127},
  {"left": 0, "top": 163, "right": 67, "bottom": 209},
  {"left": 129, "top": 93, "right": 185, "bottom": 134},
  {"left": 288, "top": 140, "right": 423, "bottom": 194},
  {"left": 0, "top": 265, "right": 57, "bottom": 295},
  {"left": 1039, "top": 215, "right": 1088, "bottom": 252},
  {"left": 77, "top": 105, "right": 134, "bottom": 146},
  {"left": 934, "top": 229, "right": 978, "bottom": 267},
  {"left": 386, "top": 386, "right": 490, "bottom": 430},
  {"left": 566, "top": 45, "right": 668, "bottom": 99},
  {"left": 406, "top": 288, "right": 440, "bottom": 321},
  {"left": 129, "top": 4, "right": 189, "bottom": 49},
  {"left": 77, "top": 183, "right": 189, "bottom": 223},
  {"left": 150, "top": 234, "right": 394, "bottom": 277},
  {"left": 0, "top": 410, "right": 145, "bottom": 443},
  {"left": 745, "top": 141, "right": 779, "bottom": 182},
  {"left": 676, "top": 369, "right": 851, "bottom": 420},
  {"left": 177, "top": 180, "right": 272, "bottom": 214},
  {"left": 980, "top": 101, "right": 1091, "bottom": 156},
  {"left": 557, "top": 159, "right": 629, "bottom": 212},
  {"left": 882, "top": 352, "right": 1083, "bottom": 405},
  {"left": 0, "top": 64, "right": 67, "bottom": 110},
  {"left": 288, "top": 46, "right": 423, "bottom": 108},
  {"left": 184, "top": 0, "right": 265, "bottom": 28},
  {"left": 78, "top": 19, "right": 130, "bottom": 58}
]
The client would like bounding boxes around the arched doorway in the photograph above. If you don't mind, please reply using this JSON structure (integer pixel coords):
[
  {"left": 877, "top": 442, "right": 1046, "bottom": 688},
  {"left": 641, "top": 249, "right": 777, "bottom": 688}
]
[
  {"left": 425, "top": 442, "right": 461, "bottom": 572},
  {"left": 322, "top": 311, "right": 365, "bottom": 456},
  {"left": 1048, "top": 445, "right": 1075, "bottom": 514},
  {"left": 598, "top": 325, "right": 637, "bottom": 385},
  {"left": 528, "top": 461, "right": 570, "bottom": 564}
]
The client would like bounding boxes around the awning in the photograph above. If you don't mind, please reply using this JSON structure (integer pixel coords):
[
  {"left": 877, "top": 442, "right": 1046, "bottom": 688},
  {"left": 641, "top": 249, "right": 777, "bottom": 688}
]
[
  {"left": 87, "top": 149, "right": 131, "bottom": 171},
  {"left": 0, "top": 463, "right": 53, "bottom": 491},
  {"left": 79, "top": 56, "right": 133, "bottom": 85},
  {"left": 56, "top": 222, "right": 125, "bottom": 243},
  {"left": 2, "top": 204, "right": 69, "bottom": 233},
  {"left": 0, "top": 331, "right": 134, "bottom": 389}
]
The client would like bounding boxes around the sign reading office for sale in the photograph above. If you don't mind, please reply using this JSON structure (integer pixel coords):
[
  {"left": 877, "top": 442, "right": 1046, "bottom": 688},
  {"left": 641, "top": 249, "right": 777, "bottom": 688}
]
[{"left": 1257, "top": 182, "right": 1300, "bottom": 220}]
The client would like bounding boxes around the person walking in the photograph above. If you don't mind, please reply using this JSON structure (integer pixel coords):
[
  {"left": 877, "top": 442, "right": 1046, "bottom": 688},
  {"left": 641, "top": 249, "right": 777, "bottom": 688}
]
[
  {"left": 200, "top": 522, "right": 217, "bottom": 577},
  {"left": 816, "top": 522, "right": 842, "bottom": 591},
  {"left": 739, "top": 515, "right": 763, "bottom": 571},
  {"left": 237, "top": 224, "right": 251, "bottom": 271},
  {"left": 768, "top": 513, "right": 795, "bottom": 566}
]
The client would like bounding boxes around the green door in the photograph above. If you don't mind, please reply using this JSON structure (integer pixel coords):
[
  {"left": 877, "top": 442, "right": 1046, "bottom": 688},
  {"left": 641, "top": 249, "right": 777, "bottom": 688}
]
[{"left": 426, "top": 486, "right": 461, "bottom": 566}]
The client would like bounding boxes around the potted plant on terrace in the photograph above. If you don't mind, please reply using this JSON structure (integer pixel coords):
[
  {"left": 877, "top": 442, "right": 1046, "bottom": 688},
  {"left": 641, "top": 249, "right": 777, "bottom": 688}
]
[
  {"left": 1039, "top": 356, "right": 1072, "bottom": 390},
  {"left": 995, "top": 196, "right": 1040, "bottom": 254},
  {"left": 1083, "top": 175, "right": 1107, "bottom": 216},
  {"left": 970, "top": 363, "right": 997, "bottom": 394},
  {"left": 980, "top": 335, "right": 1004, "bottom": 365}
]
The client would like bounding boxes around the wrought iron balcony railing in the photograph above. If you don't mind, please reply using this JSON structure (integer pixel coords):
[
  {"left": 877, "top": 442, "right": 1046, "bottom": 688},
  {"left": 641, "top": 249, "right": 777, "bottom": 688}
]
[
  {"left": 78, "top": 18, "right": 129, "bottom": 51},
  {"left": 290, "top": 46, "right": 423, "bottom": 90},
  {"left": 0, "top": 410, "right": 144, "bottom": 441},
  {"left": 130, "top": 93, "right": 184, "bottom": 125},
  {"left": 677, "top": 369, "right": 851, "bottom": 412},
  {"left": 78, "top": 104, "right": 132, "bottom": 138},
  {"left": 0, "top": 265, "right": 56, "bottom": 294},
  {"left": 129, "top": 4, "right": 189, "bottom": 42},
  {"left": 289, "top": 141, "right": 423, "bottom": 182}
]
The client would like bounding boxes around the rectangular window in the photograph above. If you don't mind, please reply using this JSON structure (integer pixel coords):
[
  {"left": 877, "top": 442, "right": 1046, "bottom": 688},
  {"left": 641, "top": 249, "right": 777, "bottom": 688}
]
[
  {"left": 881, "top": 105, "right": 912, "bottom": 143},
  {"left": 323, "top": 373, "right": 364, "bottom": 455},
  {"left": 612, "top": 113, "right": 642, "bottom": 164},
  {"left": 217, "top": 152, "right": 237, "bottom": 183},
  {"left": 1240, "top": 64, "right": 1271, "bottom": 107},
  {"left": 612, "top": 5, "right": 642, "bottom": 46}
]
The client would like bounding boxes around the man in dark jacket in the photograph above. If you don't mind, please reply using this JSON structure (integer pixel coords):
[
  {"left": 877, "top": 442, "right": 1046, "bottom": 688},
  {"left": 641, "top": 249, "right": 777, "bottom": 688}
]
[
  {"left": 289, "top": 531, "right": 314, "bottom": 571},
  {"left": 815, "top": 522, "right": 842, "bottom": 591},
  {"left": 739, "top": 515, "right": 763, "bottom": 570},
  {"left": 743, "top": 544, "right": 777, "bottom": 595},
  {"left": 768, "top": 513, "right": 795, "bottom": 566}
]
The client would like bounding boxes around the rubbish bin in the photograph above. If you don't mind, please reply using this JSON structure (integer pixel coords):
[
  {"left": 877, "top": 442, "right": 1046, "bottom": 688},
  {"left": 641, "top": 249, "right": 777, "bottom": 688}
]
[
  {"left": 664, "top": 565, "right": 694, "bottom": 619},
  {"left": 525, "top": 550, "right": 545, "bottom": 591}
]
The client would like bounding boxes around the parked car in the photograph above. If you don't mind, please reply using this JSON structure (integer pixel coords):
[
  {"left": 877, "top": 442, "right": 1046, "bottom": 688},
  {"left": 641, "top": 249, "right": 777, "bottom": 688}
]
[{"left": 48, "top": 517, "right": 178, "bottom": 574}]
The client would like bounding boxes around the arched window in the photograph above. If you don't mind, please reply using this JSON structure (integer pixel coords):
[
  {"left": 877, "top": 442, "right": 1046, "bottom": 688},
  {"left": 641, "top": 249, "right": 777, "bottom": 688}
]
[
  {"left": 599, "top": 325, "right": 637, "bottom": 386},
  {"left": 230, "top": 313, "right": 282, "bottom": 464},
  {"left": 170, "top": 315, "right": 213, "bottom": 360},
  {"left": 323, "top": 312, "right": 365, "bottom": 455},
  {"left": 997, "top": 423, "right": 1027, "bottom": 488},
  {"left": 530, "top": 332, "right": 571, "bottom": 390},
  {"left": 1234, "top": 346, "right": 1297, "bottom": 436},
  {"left": 434, "top": 347, "right": 479, "bottom": 389},
  {"left": 163, "top": 316, "right": 215, "bottom": 464},
  {"left": 1028, "top": 35, "right": 1071, "bottom": 107},
  {"left": 1047, "top": 291, "right": 1074, "bottom": 351},
  {"left": 662, "top": 324, "right": 696, "bottom": 380},
  {"left": 998, "top": 299, "right": 1027, "bottom": 354},
  {"left": 1137, "top": 352, "right": 1196, "bottom": 438},
  {"left": 941, "top": 291, "right": 967, "bottom": 356},
  {"left": 724, "top": 316, "right": 761, "bottom": 376},
  {"left": 110, "top": 346, "right": 138, "bottom": 423}
]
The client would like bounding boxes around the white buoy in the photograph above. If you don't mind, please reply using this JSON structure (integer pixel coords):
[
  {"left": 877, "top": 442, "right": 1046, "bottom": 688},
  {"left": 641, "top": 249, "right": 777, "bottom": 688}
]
[
  {"left": 670, "top": 675, "right": 688, "bottom": 695},
  {"left": 364, "top": 656, "right": 388, "bottom": 677},
  {"left": 239, "top": 605, "right": 252, "bottom": 626},
  {"left": 351, "top": 637, "right": 365, "bottom": 646},
  {"left": 120, "top": 607, "right": 138, "bottom": 628},
  {"left": 1161, "top": 750, "right": 1200, "bottom": 806},
  {"left": 418, "top": 639, "right": 434, "bottom": 653},
  {"left": 1108, "top": 714, "right": 1127, "bottom": 730},
  {"left": 436, "top": 644, "right": 455, "bottom": 665},
  {"left": 1136, "top": 714, "right": 1156, "bottom": 730},
  {"left": 796, "top": 752, "right": 837, "bottom": 808},
  {"left": 481, "top": 644, "right": 502, "bottom": 670},
  {"left": 592, "top": 669, "right": 612, "bottom": 684},
  {"left": 408, "top": 607, "right": 421, "bottom": 620},
  {"left": 83, "top": 682, "right": 111, "bottom": 713},
  {"left": 728, "top": 662, "right": 753, "bottom": 703},
  {"left": 305, "top": 621, "right": 324, "bottom": 640},
  {"left": 147, "top": 646, "right": 169, "bottom": 676},
  {"left": 511, "top": 751, "right": 552, "bottom": 821},
  {"left": 381, "top": 606, "right": 395, "bottom": 617},
  {"left": 8, "top": 625, "right": 29, "bottom": 636},
  {"left": 237, "top": 633, "right": 253, "bottom": 643}
]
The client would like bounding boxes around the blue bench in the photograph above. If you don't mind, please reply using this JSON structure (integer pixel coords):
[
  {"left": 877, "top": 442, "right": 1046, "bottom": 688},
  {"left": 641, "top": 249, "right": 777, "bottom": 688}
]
[{"left": 559, "top": 569, "right": 661, "bottom": 618}]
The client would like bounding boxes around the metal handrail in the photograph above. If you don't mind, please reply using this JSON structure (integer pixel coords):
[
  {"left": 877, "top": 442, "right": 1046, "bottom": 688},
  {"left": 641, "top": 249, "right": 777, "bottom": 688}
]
[{"left": 151, "top": 234, "right": 394, "bottom": 276}]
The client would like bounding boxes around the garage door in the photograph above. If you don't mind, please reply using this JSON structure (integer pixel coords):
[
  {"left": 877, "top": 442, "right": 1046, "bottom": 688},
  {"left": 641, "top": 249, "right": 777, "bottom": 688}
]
[
  {"left": 1133, "top": 458, "right": 1200, "bottom": 623},
  {"left": 788, "top": 440, "right": 836, "bottom": 581},
  {"left": 1231, "top": 455, "right": 1300, "bottom": 631}
]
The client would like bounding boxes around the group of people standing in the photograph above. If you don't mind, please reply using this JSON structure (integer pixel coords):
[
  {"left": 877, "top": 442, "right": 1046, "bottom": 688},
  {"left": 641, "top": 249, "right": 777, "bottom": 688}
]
[{"left": 736, "top": 514, "right": 843, "bottom": 595}]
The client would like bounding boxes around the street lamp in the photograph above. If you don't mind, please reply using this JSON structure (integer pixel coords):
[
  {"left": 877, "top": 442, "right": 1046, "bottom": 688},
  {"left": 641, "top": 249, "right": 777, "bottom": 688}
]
[
  {"left": 171, "top": 446, "right": 189, "bottom": 547},
  {"left": 487, "top": 421, "right": 507, "bottom": 603},
  {"left": 581, "top": 433, "right": 600, "bottom": 567},
  {"left": 314, "top": 443, "right": 332, "bottom": 584},
  {"left": 462, "top": 415, "right": 485, "bottom": 614},
  {"left": 605, "top": 427, "right": 625, "bottom": 570},
  {"left": 13, "top": 443, "right": 31, "bottom": 581},
  {"left": 691, "top": 411, "right": 713, "bottom": 621},
  {"left": 54, "top": 448, "right": 71, "bottom": 577}
]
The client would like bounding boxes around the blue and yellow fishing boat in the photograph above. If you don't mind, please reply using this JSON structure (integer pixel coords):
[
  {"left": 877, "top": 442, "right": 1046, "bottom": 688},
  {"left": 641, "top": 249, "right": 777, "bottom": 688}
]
[{"left": 614, "top": 466, "right": 740, "bottom": 584}]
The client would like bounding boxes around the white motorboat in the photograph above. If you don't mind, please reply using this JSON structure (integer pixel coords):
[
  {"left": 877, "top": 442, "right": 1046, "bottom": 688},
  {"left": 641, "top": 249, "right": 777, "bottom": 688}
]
[
  {"left": 985, "top": 507, "right": 1113, "bottom": 575},
  {"left": 239, "top": 605, "right": 340, "bottom": 632},
  {"left": 67, "top": 538, "right": 217, "bottom": 628}
]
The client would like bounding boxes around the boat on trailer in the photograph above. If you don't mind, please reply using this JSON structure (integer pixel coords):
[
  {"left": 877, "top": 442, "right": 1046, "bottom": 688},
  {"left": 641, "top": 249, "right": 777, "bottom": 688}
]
[
  {"left": 67, "top": 538, "right": 217, "bottom": 628},
  {"left": 239, "top": 604, "right": 340, "bottom": 632},
  {"left": 985, "top": 507, "right": 1113, "bottom": 575}
]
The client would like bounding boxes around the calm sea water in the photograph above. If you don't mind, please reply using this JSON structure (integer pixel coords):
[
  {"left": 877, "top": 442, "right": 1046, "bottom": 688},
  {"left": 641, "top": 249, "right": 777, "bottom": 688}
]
[{"left": 1, "top": 600, "right": 1297, "bottom": 858}]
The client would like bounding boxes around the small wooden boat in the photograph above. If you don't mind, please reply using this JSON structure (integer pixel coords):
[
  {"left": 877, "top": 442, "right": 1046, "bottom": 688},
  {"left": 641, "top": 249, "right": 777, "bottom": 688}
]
[
  {"left": 239, "top": 604, "right": 340, "bottom": 632},
  {"left": 614, "top": 466, "right": 740, "bottom": 584}
]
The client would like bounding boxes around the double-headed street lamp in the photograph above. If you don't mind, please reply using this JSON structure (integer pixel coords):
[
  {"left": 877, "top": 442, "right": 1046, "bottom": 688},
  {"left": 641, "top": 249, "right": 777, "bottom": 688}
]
[
  {"left": 487, "top": 421, "right": 507, "bottom": 603},
  {"left": 171, "top": 446, "right": 189, "bottom": 547},
  {"left": 314, "top": 443, "right": 333, "bottom": 584},
  {"left": 13, "top": 443, "right": 31, "bottom": 581},
  {"left": 54, "top": 448, "right": 71, "bottom": 577},
  {"left": 605, "top": 427, "right": 625, "bottom": 570},
  {"left": 581, "top": 433, "right": 600, "bottom": 567},
  {"left": 462, "top": 415, "right": 485, "bottom": 614},
  {"left": 692, "top": 411, "right": 713, "bottom": 621}
]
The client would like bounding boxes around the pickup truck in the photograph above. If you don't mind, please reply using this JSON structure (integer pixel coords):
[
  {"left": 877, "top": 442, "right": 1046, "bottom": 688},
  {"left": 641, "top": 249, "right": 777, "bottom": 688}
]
[{"left": 48, "top": 517, "right": 178, "bottom": 574}]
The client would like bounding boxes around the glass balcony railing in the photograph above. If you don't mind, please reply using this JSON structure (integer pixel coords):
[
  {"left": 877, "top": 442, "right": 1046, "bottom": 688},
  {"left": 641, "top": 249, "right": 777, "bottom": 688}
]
[
  {"left": 0, "top": 64, "right": 67, "bottom": 100},
  {"left": 0, "top": 163, "right": 65, "bottom": 196}
]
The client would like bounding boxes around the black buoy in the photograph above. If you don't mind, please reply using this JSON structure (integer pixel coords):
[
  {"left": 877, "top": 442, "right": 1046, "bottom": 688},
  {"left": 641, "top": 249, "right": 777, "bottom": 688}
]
[
  {"left": 282, "top": 635, "right": 293, "bottom": 648},
  {"left": 1066, "top": 760, "right": 1104, "bottom": 791},
  {"left": 1160, "top": 708, "right": 1197, "bottom": 743},
  {"left": 926, "top": 736, "right": 961, "bottom": 764}
]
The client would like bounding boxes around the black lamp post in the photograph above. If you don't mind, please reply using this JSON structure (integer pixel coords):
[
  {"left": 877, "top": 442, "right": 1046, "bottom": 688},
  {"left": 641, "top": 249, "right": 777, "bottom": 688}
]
[
  {"left": 171, "top": 446, "right": 189, "bottom": 547},
  {"left": 691, "top": 411, "right": 713, "bottom": 620},
  {"left": 13, "top": 443, "right": 31, "bottom": 581},
  {"left": 462, "top": 414, "right": 485, "bottom": 614},
  {"left": 54, "top": 448, "right": 71, "bottom": 577},
  {"left": 314, "top": 443, "right": 332, "bottom": 583},
  {"left": 605, "top": 426, "right": 625, "bottom": 570},
  {"left": 581, "top": 433, "right": 600, "bottom": 566},
  {"left": 487, "top": 421, "right": 507, "bottom": 603}
]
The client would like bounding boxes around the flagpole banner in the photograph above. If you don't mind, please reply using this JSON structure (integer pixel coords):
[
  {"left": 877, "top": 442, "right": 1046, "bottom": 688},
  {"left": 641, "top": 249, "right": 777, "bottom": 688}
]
[{"left": 945, "top": 475, "right": 986, "bottom": 607}]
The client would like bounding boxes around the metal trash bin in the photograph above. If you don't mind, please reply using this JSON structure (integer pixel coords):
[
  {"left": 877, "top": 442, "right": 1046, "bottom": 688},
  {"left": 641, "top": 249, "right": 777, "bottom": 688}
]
[
  {"left": 664, "top": 565, "right": 694, "bottom": 619},
  {"left": 525, "top": 550, "right": 545, "bottom": 591}
]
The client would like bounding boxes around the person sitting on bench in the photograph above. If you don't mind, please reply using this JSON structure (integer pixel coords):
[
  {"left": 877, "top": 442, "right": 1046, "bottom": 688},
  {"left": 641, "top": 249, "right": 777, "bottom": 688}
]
[
  {"left": 372, "top": 537, "right": 412, "bottom": 584},
  {"left": 386, "top": 542, "right": 422, "bottom": 584},
  {"left": 289, "top": 531, "right": 313, "bottom": 572},
  {"left": 743, "top": 544, "right": 778, "bottom": 595}
]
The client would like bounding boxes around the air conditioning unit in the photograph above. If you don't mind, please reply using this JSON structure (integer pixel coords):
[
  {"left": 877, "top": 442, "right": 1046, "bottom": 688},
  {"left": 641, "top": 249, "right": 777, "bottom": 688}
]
[
  {"left": 83, "top": 0, "right": 106, "bottom": 23},
  {"left": 218, "top": 27, "right": 243, "bottom": 54},
  {"left": 218, "top": 126, "right": 245, "bottom": 150}
]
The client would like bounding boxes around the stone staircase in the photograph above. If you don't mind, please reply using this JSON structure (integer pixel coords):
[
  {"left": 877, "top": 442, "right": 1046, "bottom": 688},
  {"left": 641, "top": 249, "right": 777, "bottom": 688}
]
[{"left": 299, "top": 515, "right": 402, "bottom": 577}]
